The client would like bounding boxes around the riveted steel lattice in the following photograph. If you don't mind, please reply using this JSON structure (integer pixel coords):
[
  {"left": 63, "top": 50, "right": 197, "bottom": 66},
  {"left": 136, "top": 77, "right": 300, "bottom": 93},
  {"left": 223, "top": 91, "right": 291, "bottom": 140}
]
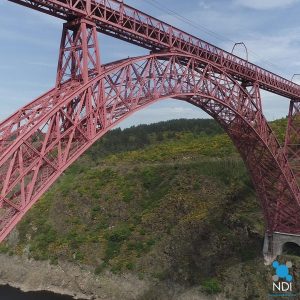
[{"left": 1, "top": 1, "right": 300, "bottom": 242}]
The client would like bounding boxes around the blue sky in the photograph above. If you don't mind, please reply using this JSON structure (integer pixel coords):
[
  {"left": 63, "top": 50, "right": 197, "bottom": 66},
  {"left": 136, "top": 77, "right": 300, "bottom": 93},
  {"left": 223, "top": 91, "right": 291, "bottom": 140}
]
[{"left": 1, "top": 0, "right": 300, "bottom": 128}]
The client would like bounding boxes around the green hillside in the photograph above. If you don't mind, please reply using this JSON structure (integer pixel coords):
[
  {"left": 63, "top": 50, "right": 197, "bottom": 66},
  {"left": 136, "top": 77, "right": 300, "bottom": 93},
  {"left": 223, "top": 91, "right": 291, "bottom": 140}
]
[{"left": 1, "top": 118, "right": 298, "bottom": 299}]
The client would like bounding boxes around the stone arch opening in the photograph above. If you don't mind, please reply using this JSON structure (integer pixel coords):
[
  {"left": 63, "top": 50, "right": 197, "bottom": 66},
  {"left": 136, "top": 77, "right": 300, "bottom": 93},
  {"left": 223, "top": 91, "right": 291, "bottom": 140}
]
[{"left": 282, "top": 242, "right": 300, "bottom": 256}]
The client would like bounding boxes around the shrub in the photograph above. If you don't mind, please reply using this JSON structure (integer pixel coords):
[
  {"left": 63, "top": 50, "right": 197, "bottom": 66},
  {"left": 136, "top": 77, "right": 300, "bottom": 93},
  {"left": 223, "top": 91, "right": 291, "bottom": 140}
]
[
  {"left": 107, "top": 226, "right": 131, "bottom": 242},
  {"left": 202, "top": 278, "right": 221, "bottom": 295}
]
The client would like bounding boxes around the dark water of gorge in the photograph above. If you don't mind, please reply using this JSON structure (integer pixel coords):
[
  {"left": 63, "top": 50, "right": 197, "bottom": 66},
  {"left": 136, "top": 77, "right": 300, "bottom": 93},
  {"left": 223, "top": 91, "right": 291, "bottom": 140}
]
[{"left": 0, "top": 285, "right": 84, "bottom": 300}]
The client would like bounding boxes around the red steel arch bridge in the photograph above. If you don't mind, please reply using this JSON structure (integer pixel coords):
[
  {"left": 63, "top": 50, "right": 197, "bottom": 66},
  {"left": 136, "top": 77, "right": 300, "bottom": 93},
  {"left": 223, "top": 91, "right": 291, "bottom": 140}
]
[{"left": 1, "top": 0, "right": 300, "bottom": 256}]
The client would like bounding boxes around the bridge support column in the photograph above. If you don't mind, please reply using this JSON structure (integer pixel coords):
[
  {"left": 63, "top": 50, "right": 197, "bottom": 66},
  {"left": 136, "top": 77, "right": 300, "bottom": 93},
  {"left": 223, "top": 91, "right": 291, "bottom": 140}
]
[
  {"left": 263, "top": 232, "right": 300, "bottom": 264},
  {"left": 285, "top": 100, "right": 300, "bottom": 177},
  {"left": 56, "top": 18, "right": 101, "bottom": 87}
]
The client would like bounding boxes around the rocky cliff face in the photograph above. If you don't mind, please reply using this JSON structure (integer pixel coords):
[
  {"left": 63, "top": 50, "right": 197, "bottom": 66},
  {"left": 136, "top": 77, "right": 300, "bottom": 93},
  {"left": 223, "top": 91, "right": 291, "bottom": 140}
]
[
  {"left": 2, "top": 250, "right": 300, "bottom": 300},
  {"left": 0, "top": 252, "right": 223, "bottom": 300}
]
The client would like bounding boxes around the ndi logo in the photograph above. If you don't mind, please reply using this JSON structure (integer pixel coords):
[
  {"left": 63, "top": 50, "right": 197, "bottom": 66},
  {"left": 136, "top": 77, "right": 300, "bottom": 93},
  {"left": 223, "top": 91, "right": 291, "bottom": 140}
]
[{"left": 272, "top": 260, "right": 293, "bottom": 294}]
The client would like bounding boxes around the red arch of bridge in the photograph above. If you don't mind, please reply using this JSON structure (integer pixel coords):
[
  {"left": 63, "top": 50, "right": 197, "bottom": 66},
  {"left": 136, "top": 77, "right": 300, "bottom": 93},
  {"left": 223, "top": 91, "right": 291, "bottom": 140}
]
[{"left": 0, "top": 52, "right": 300, "bottom": 242}]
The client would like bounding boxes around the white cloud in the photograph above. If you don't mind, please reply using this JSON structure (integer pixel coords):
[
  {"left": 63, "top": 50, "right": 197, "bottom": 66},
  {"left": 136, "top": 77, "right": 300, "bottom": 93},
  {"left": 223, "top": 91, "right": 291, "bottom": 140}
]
[
  {"left": 223, "top": 27, "right": 300, "bottom": 77},
  {"left": 198, "top": 1, "right": 210, "bottom": 9},
  {"left": 156, "top": 4, "right": 268, "bottom": 47},
  {"left": 1, "top": 0, "right": 298, "bottom": 127},
  {"left": 234, "top": 0, "right": 299, "bottom": 10},
  {"left": 155, "top": 2, "right": 300, "bottom": 78}
]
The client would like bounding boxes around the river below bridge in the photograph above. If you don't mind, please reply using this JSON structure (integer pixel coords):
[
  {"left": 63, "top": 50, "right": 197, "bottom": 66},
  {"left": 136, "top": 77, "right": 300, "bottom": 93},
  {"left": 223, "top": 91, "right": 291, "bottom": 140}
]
[{"left": 0, "top": 285, "right": 84, "bottom": 300}]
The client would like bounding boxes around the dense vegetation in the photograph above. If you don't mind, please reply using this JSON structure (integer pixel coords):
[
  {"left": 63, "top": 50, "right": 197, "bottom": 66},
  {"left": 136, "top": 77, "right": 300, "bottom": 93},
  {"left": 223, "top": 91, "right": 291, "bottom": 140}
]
[{"left": 2, "top": 118, "right": 298, "bottom": 299}]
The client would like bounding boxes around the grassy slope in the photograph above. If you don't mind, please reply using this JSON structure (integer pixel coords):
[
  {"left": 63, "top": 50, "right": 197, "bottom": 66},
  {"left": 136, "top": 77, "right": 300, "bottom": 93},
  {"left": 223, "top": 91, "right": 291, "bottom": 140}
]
[{"left": 1, "top": 118, "right": 298, "bottom": 299}]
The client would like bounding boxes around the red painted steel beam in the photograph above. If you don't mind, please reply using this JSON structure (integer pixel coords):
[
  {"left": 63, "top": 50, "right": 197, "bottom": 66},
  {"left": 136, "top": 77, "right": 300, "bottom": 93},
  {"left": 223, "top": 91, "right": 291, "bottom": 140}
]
[
  {"left": 8, "top": 0, "right": 300, "bottom": 100},
  {"left": 1, "top": 52, "right": 300, "bottom": 242}
]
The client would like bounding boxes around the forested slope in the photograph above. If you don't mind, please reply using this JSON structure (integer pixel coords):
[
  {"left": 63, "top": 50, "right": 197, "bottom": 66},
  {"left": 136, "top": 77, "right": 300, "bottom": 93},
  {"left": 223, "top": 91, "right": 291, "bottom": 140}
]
[{"left": 1, "top": 118, "right": 298, "bottom": 299}]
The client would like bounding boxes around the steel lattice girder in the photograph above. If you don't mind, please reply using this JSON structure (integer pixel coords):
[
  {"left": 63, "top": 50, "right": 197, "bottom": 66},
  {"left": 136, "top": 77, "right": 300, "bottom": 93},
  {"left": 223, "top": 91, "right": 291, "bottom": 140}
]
[
  {"left": 8, "top": 0, "right": 300, "bottom": 100},
  {"left": 285, "top": 101, "right": 300, "bottom": 178},
  {"left": 1, "top": 53, "right": 300, "bottom": 242}
]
